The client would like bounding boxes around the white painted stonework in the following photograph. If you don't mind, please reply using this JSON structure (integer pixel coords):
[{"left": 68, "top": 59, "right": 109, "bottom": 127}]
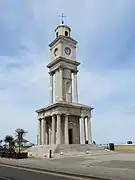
[{"left": 35, "top": 23, "right": 93, "bottom": 146}]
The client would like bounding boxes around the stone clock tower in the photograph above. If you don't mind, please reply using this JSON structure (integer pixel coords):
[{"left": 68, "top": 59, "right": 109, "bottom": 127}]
[
  {"left": 35, "top": 22, "right": 93, "bottom": 149},
  {"left": 48, "top": 24, "right": 79, "bottom": 104}
]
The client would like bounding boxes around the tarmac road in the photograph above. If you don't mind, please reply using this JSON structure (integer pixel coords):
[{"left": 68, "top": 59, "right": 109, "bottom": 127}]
[{"left": 0, "top": 164, "right": 92, "bottom": 180}]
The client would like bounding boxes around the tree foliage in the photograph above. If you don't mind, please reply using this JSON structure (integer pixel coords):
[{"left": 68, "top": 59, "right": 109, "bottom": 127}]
[
  {"left": 15, "top": 128, "right": 27, "bottom": 153},
  {"left": 4, "top": 135, "right": 14, "bottom": 151},
  {"left": 127, "top": 141, "right": 133, "bottom": 144}
]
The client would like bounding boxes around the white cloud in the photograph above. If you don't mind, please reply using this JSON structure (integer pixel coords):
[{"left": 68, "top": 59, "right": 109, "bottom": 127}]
[{"left": 79, "top": 65, "right": 135, "bottom": 103}]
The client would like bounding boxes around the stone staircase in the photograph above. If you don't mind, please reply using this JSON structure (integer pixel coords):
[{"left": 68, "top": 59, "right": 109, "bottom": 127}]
[
  {"left": 25, "top": 144, "right": 57, "bottom": 158},
  {"left": 54, "top": 144, "right": 103, "bottom": 154},
  {"left": 25, "top": 144, "right": 105, "bottom": 158}
]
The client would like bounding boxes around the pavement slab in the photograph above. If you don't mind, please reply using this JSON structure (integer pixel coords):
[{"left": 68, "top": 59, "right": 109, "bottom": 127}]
[{"left": 0, "top": 152, "right": 135, "bottom": 179}]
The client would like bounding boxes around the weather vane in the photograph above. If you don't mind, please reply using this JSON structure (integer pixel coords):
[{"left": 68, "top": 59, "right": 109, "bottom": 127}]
[{"left": 58, "top": 13, "right": 66, "bottom": 24}]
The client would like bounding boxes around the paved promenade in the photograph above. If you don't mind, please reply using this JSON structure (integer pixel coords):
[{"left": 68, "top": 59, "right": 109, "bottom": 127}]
[{"left": 0, "top": 151, "right": 135, "bottom": 179}]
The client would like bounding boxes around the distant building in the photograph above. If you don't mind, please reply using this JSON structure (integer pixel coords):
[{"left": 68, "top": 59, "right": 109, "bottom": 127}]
[{"left": 14, "top": 138, "right": 34, "bottom": 148}]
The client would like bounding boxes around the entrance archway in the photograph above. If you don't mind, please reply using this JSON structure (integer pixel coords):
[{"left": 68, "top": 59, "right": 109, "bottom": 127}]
[{"left": 68, "top": 129, "right": 73, "bottom": 144}]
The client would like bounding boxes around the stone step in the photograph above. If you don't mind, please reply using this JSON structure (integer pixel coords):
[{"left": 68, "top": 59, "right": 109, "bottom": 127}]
[
  {"left": 54, "top": 144, "right": 103, "bottom": 153},
  {"left": 24, "top": 144, "right": 104, "bottom": 158},
  {"left": 25, "top": 145, "right": 57, "bottom": 157}
]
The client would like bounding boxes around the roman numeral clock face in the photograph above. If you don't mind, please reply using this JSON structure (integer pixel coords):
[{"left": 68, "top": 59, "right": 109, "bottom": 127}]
[{"left": 64, "top": 47, "right": 71, "bottom": 55}]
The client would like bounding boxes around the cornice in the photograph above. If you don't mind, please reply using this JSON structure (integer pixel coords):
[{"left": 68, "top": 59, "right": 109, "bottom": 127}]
[
  {"left": 46, "top": 57, "right": 80, "bottom": 69},
  {"left": 49, "top": 35, "right": 78, "bottom": 47}
]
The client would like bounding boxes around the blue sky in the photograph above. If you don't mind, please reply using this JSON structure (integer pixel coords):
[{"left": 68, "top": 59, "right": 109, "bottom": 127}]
[{"left": 0, "top": 0, "right": 135, "bottom": 144}]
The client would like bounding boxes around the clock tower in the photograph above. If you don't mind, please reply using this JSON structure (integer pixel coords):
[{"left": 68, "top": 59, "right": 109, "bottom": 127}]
[
  {"left": 35, "top": 21, "right": 93, "bottom": 149},
  {"left": 50, "top": 24, "right": 77, "bottom": 62},
  {"left": 47, "top": 23, "right": 80, "bottom": 103}
]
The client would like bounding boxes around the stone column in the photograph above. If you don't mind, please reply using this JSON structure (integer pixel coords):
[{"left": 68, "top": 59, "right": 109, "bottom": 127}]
[
  {"left": 56, "top": 114, "right": 61, "bottom": 144},
  {"left": 87, "top": 116, "right": 92, "bottom": 144},
  {"left": 73, "top": 71, "right": 78, "bottom": 103},
  {"left": 41, "top": 118, "right": 45, "bottom": 145},
  {"left": 51, "top": 115, "right": 56, "bottom": 144},
  {"left": 45, "top": 122, "right": 49, "bottom": 145},
  {"left": 81, "top": 117, "right": 85, "bottom": 144},
  {"left": 36, "top": 134, "right": 38, "bottom": 145},
  {"left": 84, "top": 117, "right": 86, "bottom": 143},
  {"left": 44, "top": 119, "right": 47, "bottom": 145},
  {"left": 37, "top": 119, "right": 41, "bottom": 145},
  {"left": 49, "top": 126, "right": 51, "bottom": 144},
  {"left": 65, "top": 114, "right": 69, "bottom": 144},
  {"left": 49, "top": 72, "right": 53, "bottom": 104},
  {"left": 59, "top": 67, "right": 63, "bottom": 101},
  {"left": 55, "top": 70, "right": 59, "bottom": 102}
]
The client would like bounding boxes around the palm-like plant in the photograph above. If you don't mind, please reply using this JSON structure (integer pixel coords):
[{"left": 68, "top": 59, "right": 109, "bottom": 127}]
[
  {"left": 4, "top": 135, "right": 14, "bottom": 150},
  {"left": 15, "top": 128, "right": 27, "bottom": 154}
]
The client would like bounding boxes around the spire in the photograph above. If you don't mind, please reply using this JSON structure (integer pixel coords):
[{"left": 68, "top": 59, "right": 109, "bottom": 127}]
[{"left": 58, "top": 13, "right": 66, "bottom": 24}]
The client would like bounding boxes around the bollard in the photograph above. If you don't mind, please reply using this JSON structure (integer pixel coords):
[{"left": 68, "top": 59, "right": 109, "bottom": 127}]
[
  {"left": 109, "top": 143, "right": 115, "bottom": 151},
  {"left": 44, "top": 154, "right": 47, "bottom": 158},
  {"left": 29, "top": 153, "right": 32, "bottom": 157},
  {"left": 49, "top": 149, "right": 52, "bottom": 158}
]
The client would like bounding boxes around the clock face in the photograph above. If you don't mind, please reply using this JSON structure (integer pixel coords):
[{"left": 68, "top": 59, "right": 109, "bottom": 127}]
[
  {"left": 65, "top": 47, "right": 71, "bottom": 55},
  {"left": 54, "top": 48, "right": 59, "bottom": 56}
]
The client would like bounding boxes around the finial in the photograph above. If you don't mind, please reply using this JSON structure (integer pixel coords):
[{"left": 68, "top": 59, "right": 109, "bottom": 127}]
[{"left": 58, "top": 13, "right": 66, "bottom": 24}]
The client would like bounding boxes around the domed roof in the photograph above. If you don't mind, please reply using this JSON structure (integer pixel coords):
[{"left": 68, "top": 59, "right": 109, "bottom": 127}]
[{"left": 55, "top": 24, "right": 71, "bottom": 32}]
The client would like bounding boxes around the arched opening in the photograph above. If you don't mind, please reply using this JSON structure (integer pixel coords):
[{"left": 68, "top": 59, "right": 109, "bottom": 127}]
[
  {"left": 65, "top": 31, "right": 68, "bottom": 36},
  {"left": 56, "top": 32, "right": 58, "bottom": 37}
]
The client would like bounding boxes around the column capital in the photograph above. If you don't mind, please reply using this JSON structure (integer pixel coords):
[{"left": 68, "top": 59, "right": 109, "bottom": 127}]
[
  {"left": 51, "top": 113, "right": 63, "bottom": 117},
  {"left": 51, "top": 114, "right": 56, "bottom": 121},
  {"left": 49, "top": 71, "right": 54, "bottom": 75},
  {"left": 59, "top": 65, "right": 64, "bottom": 70},
  {"left": 54, "top": 112, "right": 62, "bottom": 115},
  {"left": 86, "top": 111, "right": 92, "bottom": 118},
  {"left": 56, "top": 113, "right": 61, "bottom": 117},
  {"left": 38, "top": 118, "right": 42, "bottom": 121},
  {"left": 43, "top": 116, "right": 47, "bottom": 119},
  {"left": 65, "top": 113, "right": 70, "bottom": 116},
  {"left": 73, "top": 70, "right": 78, "bottom": 74},
  {"left": 80, "top": 116, "right": 85, "bottom": 119}
]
